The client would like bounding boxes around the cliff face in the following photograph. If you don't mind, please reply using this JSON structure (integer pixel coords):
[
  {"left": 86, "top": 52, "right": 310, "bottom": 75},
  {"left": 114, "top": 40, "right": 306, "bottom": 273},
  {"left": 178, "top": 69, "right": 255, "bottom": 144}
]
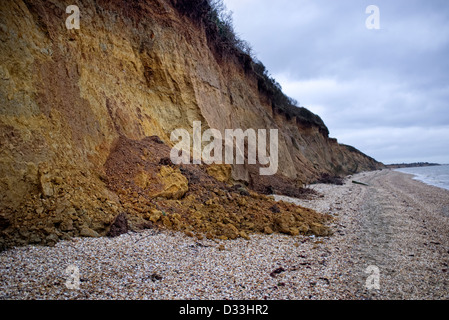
[{"left": 0, "top": 0, "right": 383, "bottom": 247}]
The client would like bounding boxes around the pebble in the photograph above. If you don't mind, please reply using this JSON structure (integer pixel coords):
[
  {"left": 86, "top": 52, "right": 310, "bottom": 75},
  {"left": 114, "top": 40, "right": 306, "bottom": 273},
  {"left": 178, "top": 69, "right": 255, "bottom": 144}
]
[{"left": 1, "top": 170, "right": 448, "bottom": 300}]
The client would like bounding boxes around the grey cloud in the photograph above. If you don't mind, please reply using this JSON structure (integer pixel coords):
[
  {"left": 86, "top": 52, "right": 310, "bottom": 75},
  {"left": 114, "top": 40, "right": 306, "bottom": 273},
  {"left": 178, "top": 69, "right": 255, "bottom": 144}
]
[{"left": 224, "top": 0, "right": 449, "bottom": 164}]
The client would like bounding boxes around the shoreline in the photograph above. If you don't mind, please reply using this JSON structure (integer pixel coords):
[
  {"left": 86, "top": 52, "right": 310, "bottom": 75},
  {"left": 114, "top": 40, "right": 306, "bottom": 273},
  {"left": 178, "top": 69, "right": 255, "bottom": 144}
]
[
  {"left": 392, "top": 166, "right": 449, "bottom": 192},
  {"left": 277, "top": 169, "right": 449, "bottom": 299},
  {"left": 0, "top": 170, "right": 448, "bottom": 300}
]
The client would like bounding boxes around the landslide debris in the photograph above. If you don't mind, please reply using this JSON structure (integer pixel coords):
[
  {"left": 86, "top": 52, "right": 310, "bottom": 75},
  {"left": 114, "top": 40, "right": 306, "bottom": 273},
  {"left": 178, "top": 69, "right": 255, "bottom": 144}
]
[
  {"left": 103, "top": 135, "right": 333, "bottom": 241},
  {"left": 0, "top": 134, "right": 332, "bottom": 250}
]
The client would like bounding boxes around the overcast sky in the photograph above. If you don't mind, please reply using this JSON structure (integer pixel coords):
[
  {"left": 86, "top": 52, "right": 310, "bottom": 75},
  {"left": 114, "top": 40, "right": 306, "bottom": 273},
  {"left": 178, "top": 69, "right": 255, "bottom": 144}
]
[{"left": 223, "top": 0, "right": 449, "bottom": 164}]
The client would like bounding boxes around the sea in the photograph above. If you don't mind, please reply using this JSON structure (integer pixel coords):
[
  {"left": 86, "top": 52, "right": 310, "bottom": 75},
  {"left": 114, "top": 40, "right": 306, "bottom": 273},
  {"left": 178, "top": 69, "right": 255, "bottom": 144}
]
[{"left": 395, "top": 165, "right": 449, "bottom": 191}]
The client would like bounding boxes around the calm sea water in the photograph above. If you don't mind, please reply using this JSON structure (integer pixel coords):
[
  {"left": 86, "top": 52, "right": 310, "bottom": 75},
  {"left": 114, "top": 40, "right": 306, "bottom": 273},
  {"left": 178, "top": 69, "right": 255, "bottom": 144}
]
[{"left": 395, "top": 165, "right": 449, "bottom": 191}]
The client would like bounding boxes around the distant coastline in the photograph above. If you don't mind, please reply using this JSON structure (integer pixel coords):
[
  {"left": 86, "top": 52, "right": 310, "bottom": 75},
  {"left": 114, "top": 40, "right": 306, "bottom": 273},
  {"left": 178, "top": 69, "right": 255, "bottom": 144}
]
[{"left": 385, "top": 162, "right": 440, "bottom": 169}]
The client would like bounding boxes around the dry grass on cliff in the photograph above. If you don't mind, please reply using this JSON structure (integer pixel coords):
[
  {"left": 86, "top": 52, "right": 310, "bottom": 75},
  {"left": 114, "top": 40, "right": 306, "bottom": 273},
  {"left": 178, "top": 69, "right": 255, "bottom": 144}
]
[{"left": 172, "top": 0, "right": 329, "bottom": 135}]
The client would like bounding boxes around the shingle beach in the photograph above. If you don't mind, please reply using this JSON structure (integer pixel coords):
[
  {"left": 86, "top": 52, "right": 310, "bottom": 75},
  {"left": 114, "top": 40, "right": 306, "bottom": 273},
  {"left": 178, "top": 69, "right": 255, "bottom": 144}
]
[{"left": 1, "top": 170, "right": 448, "bottom": 300}]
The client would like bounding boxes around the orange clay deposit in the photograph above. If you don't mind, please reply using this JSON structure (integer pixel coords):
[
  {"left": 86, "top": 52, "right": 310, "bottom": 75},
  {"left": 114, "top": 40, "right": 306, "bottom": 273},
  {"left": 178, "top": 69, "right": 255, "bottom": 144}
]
[{"left": 103, "top": 135, "right": 333, "bottom": 241}]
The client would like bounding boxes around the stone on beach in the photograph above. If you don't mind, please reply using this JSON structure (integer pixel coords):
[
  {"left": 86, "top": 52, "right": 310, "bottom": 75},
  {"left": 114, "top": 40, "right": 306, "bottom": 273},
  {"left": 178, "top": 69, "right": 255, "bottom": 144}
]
[{"left": 1, "top": 170, "right": 448, "bottom": 300}]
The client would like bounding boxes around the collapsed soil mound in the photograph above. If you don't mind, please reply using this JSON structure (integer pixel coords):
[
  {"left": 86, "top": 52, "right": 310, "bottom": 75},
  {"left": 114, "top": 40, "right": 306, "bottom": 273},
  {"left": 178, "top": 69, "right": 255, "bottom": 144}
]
[
  {"left": 103, "top": 135, "right": 333, "bottom": 240},
  {"left": 0, "top": 134, "right": 332, "bottom": 250}
]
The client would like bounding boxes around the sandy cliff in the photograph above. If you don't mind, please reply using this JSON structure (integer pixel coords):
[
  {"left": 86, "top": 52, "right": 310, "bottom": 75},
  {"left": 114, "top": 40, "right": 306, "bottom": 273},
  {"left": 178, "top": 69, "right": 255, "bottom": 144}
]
[{"left": 0, "top": 0, "right": 383, "bottom": 247}]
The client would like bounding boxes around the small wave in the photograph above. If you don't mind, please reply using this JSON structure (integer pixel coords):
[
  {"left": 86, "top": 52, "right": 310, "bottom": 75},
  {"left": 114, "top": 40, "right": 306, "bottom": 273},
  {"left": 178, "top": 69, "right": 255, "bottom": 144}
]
[{"left": 395, "top": 165, "right": 449, "bottom": 191}]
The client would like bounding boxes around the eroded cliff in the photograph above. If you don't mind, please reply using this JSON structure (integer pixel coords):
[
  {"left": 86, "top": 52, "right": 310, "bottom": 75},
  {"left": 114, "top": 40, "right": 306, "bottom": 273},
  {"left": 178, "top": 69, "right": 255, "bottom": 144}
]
[{"left": 0, "top": 0, "right": 383, "bottom": 248}]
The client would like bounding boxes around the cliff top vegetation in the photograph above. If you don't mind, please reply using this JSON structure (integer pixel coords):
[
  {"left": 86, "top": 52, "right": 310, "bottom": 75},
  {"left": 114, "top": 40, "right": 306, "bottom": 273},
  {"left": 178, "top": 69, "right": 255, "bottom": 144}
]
[{"left": 171, "top": 0, "right": 329, "bottom": 136}]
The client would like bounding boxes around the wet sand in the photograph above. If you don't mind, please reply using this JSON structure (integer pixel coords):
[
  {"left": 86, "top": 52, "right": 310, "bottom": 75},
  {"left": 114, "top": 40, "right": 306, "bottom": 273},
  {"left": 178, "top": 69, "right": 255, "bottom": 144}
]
[{"left": 0, "top": 169, "right": 448, "bottom": 299}]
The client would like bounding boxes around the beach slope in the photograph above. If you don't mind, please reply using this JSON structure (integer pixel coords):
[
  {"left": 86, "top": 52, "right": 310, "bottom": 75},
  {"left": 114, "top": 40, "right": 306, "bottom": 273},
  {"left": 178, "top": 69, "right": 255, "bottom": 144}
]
[{"left": 0, "top": 170, "right": 448, "bottom": 299}]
